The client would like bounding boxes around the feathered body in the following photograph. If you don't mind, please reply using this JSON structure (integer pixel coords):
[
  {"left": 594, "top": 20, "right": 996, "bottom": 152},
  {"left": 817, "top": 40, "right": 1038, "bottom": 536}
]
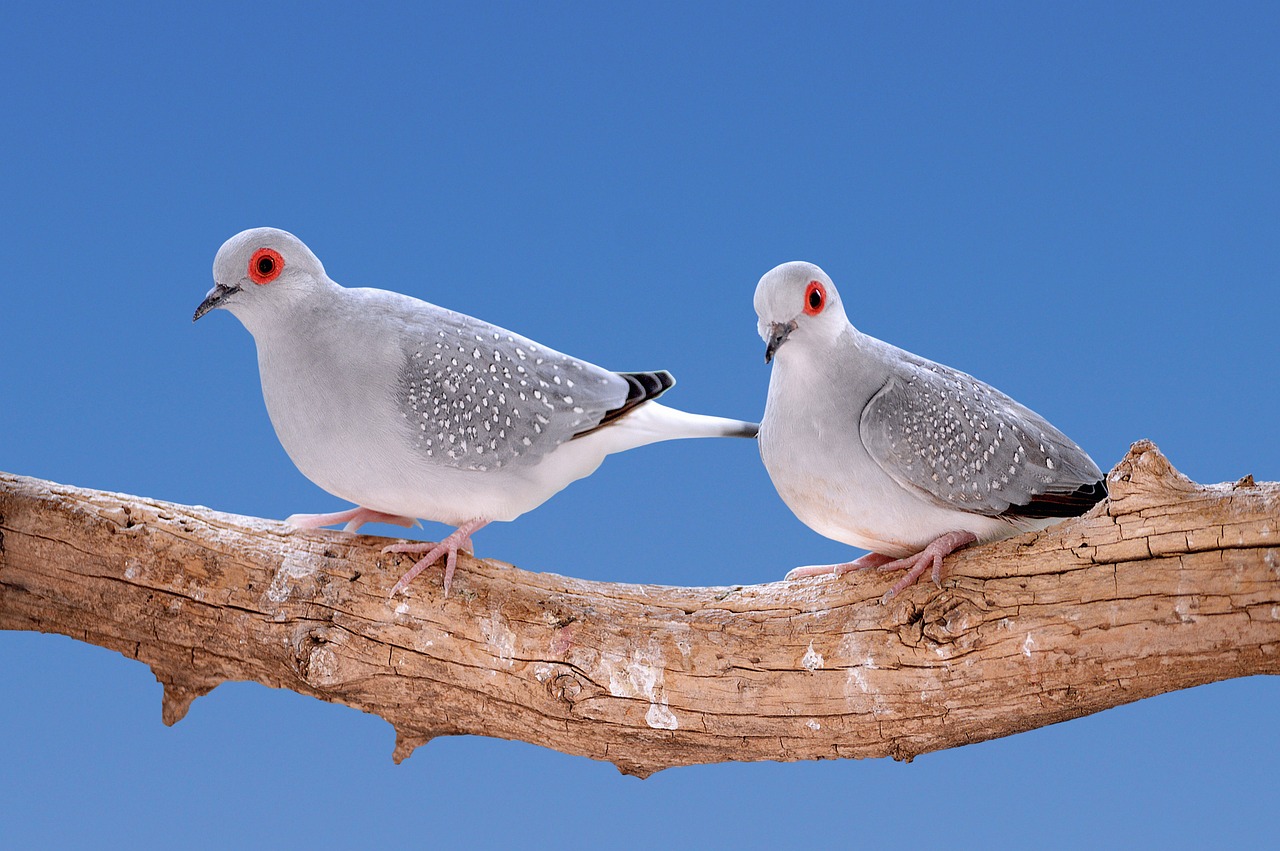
[
  {"left": 195, "top": 227, "right": 757, "bottom": 592},
  {"left": 754, "top": 260, "right": 1104, "bottom": 591}
]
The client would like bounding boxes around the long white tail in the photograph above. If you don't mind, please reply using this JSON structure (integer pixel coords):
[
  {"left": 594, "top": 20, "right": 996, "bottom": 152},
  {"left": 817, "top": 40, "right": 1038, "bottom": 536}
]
[{"left": 597, "top": 401, "right": 758, "bottom": 452}]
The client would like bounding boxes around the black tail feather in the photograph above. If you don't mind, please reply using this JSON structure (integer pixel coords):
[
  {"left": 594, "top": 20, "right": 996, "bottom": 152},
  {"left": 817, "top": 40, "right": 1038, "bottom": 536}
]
[
  {"left": 1004, "top": 479, "right": 1108, "bottom": 519},
  {"left": 572, "top": 370, "right": 675, "bottom": 439}
]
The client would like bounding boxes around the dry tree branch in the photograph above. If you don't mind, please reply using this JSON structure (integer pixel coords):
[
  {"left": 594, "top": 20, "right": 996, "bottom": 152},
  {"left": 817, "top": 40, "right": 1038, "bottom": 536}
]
[{"left": 1, "top": 441, "right": 1277, "bottom": 776}]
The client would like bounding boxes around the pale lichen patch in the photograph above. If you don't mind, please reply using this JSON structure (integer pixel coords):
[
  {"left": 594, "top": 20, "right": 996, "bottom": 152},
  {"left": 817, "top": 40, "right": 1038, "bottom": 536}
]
[
  {"left": 601, "top": 648, "right": 679, "bottom": 731},
  {"left": 265, "top": 554, "right": 316, "bottom": 605},
  {"left": 479, "top": 610, "right": 516, "bottom": 668},
  {"left": 307, "top": 646, "right": 339, "bottom": 686}
]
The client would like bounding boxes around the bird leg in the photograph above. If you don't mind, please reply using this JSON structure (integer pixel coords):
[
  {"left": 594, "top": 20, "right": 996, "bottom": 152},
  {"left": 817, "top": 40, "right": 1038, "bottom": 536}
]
[
  {"left": 785, "top": 530, "right": 979, "bottom": 601},
  {"left": 385, "top": 519, "right": 490, "bottom": 597},
  {"left": 285, "top": 506, "right": 418, "bottom": 534}
]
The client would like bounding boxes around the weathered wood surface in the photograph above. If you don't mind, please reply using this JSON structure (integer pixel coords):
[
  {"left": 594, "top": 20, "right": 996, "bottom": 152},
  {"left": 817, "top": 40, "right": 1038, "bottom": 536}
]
[{"left": 1, "top": 441, "right": 1276, "bottom": 776}]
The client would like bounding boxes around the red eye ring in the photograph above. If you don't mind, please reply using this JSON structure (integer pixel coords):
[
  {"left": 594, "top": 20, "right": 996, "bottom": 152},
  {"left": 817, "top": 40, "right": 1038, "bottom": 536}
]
[
  {"left": 803, "top": 280, "right": 826, "bottom": 316},
  {"left": 248, "top": 247, "right": 284, "bottom": 285}
]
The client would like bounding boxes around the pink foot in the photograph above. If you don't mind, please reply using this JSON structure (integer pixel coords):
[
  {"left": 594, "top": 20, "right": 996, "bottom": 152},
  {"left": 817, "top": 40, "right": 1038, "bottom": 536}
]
[
  {"left": 870, "top": 530, "right": 978, "bottom": 600},
  {"left": 385, "top": 519, "right": 489, "bottom": 597},
  {"left": 784, "top": 552, "right": 897, "bottom": 579},
  {"left": 286, "top": 507, "right": 418, "bottom": 534},
  {"left": 784, "top": 531, "right": 978, "bottom": 601}
]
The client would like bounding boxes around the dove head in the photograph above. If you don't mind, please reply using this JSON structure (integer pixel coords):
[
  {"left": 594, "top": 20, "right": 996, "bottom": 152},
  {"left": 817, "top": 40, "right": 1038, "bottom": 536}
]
[
  {"left": 753, "top": 261, "right": 850, "bottom": 363},
  {"left": 194, "top": 227, "right": 331, "bottom": 332}
]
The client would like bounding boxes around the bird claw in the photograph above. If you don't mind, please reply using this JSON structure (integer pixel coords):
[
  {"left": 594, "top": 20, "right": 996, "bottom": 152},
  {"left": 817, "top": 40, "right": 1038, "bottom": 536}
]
[
  {"left": 286, "top": 507, "right": 417, "bottom": 534},
  {"left": 385, "top": 519, "right": 488, "bottom": 597},
  {"left": 385, "top": 541, "right": 459, "bottom": 597},
  {"left": 876, "top": 552, "right": 942, "bottom": 601},
  {"left": 784, "top": 564, "right": 837, "bottom": 580},
  {"left": 784, "top": 552, "right": 895, "bottom": 580},
  {"left": 785, "top": 531, "right": 978, "bottom": 602},
  {"left": 874, "top": 530, "right": 979, "bottom": 600}
]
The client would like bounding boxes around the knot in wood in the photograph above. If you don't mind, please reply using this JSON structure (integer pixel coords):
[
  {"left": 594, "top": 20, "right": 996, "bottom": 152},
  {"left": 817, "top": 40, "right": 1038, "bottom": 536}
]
[
  {"left": 921, "top": 595, "right": 987, "bottom": 650},
  {"left": 892, "top": 592, "right": 987, "bottom": 654},
  {"left": 294, "top": 627, "right": 341, "bottom": 687},
  {"left": 894, "top": 599, "right": 927, "bottom": 646},
  {"left": 551, "top": 672, "right": 583, "bottom": 703},
  {"left": 537, "top": 663, "right": 603, "bottom": 710}
]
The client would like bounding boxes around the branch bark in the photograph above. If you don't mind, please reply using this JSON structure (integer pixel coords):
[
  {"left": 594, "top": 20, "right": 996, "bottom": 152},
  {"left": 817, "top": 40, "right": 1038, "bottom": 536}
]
[{"left": 1, "top": 441, "right": 1277, "bottom": 776}]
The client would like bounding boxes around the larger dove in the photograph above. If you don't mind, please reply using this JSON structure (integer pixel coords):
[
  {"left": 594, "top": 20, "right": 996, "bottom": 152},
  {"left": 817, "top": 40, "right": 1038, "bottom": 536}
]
[
  {"left": 194, "top": 227, "right": 758, "bottom": 595},
  {"left": 754, "top": 261, "right": 1105, "bottom": 599}
]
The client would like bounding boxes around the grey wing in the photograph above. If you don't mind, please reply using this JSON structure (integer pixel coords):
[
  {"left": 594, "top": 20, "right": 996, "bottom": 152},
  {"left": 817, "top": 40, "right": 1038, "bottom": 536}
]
[
  {"left": 859, "top": 355, "right": 1105, "bottom": 518},
  {"left": 394, "top": 308, "right": 634, "bottom": 471}
]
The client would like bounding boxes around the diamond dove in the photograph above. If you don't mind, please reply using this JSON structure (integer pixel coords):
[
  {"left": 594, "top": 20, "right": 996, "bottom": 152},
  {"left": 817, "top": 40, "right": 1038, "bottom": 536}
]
[
  {"left": 754, "top": 261, "right": 1106, "bottom": 600},
  {"left": 194, "top": 227, "right": 758, "bottom": 595}
]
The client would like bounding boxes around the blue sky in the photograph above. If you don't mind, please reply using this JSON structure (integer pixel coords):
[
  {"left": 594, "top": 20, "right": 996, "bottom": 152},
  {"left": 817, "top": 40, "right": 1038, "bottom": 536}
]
[{"left": 2, "top": 2, "right": 1277, "bottom": 847}]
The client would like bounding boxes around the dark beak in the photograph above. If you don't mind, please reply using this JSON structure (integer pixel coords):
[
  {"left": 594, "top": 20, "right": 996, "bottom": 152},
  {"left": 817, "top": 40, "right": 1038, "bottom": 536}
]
[
  {"left": 764, "top": 320, "right": 796, "bottom": 363},
  {"left": 193, "top": 283, "right": 241, "bottom": 322}
]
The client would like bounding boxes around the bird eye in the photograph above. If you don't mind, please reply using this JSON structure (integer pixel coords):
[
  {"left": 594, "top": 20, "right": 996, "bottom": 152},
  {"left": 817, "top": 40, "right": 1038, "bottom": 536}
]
[
  {"left": 248, "top": 248, "right": 284, "bottom": 284},
  {"left": 803, "top": 280, "right": 826, "bottom": 316}
]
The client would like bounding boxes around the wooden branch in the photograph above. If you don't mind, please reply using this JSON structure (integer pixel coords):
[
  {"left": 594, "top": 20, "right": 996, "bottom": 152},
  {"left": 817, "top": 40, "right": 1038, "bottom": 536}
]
[{"left": 1, "top": 441, "right": 1277, "bottom": 776}]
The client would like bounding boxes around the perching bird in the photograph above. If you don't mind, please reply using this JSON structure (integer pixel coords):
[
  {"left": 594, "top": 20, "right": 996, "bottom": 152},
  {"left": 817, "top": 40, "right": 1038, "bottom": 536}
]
[
  {"left": 754, "top": 261, "right": 1106, "bottom": 599},
  {"left": 194, "top": 227, "right": 758, "bottom": 595}
]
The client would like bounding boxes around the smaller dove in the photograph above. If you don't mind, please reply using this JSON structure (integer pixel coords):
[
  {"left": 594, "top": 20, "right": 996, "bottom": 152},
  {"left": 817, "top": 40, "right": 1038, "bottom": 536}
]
[
  {"left": 754, "top": 261, "right": 1106, "bottom": 599},
  {"left": 194, "top": 228, "right": 758, "bottom": 595}
]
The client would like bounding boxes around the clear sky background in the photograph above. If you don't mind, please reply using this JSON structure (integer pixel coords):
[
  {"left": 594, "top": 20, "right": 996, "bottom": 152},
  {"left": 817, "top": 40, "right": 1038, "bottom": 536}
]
[{"left": 2, "top": 3, "right": 1277, "bottom": 847}]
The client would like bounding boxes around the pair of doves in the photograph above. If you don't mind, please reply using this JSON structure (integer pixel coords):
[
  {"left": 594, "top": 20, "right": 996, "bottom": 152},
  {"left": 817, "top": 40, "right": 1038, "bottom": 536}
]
[{"left": 194, "top": 228, "right": 1105, "bottom": 599}]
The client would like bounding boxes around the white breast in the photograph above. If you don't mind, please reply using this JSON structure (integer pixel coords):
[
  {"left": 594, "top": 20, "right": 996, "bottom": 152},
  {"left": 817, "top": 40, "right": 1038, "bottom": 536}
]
[{"left": 758, "top": 345, "right": 1027, "bottom": 557}]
